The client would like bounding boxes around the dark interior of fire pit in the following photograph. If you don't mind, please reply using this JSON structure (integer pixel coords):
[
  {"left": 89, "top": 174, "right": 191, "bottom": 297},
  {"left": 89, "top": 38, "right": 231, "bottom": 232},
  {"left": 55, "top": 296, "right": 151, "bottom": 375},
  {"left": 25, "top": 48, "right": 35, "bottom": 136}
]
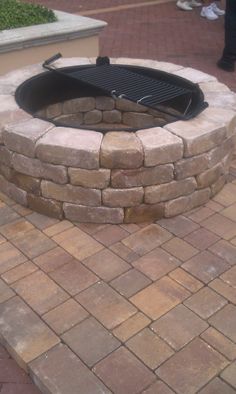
[{"left": 15, "top": 62, "right": 207, "bottom": 132}]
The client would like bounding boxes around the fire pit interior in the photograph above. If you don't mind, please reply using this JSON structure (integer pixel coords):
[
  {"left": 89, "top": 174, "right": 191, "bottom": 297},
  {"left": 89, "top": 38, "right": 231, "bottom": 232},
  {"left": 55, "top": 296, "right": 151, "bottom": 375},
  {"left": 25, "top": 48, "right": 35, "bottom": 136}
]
[{"left": 0, "top": 57, "right": 235, "bottom": 223}]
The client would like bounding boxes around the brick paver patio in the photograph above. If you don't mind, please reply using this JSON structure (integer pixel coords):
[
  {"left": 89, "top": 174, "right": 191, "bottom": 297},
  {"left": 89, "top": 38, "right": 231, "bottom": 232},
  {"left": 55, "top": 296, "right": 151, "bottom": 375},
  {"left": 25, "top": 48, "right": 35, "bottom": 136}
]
[{"left": 1, "top": 0, "right": 236, "bottom": 393}]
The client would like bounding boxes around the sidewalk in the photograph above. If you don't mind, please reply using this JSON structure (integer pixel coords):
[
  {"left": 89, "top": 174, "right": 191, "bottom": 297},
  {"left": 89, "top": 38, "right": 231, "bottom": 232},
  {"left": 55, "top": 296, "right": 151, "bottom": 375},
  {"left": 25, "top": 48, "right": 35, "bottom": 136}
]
[{"left": 1, "top": 1, "right": 236, "bottom": 393}]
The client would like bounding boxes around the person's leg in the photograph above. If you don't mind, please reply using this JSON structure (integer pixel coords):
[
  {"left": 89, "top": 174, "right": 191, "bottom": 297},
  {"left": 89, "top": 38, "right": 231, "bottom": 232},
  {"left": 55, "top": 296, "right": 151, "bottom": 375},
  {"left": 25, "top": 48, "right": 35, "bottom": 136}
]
[{"left": 217, "top": 0, "right": 236, "bottom": 71}]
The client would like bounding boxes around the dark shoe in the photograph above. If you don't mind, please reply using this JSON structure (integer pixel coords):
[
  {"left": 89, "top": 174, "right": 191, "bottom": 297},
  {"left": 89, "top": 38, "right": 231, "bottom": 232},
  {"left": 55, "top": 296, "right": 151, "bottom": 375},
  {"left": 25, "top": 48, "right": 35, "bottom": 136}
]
[{"left": 217, "top": 57, "right": 235, "bottom": 72}]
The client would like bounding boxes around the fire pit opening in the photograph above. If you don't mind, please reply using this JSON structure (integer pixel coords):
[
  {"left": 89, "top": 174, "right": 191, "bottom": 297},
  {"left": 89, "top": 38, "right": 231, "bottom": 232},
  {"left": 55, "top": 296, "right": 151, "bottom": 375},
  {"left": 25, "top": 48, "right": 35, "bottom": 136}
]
[{"left": 15, "top": 56, "right": 208, "bottom": 132}]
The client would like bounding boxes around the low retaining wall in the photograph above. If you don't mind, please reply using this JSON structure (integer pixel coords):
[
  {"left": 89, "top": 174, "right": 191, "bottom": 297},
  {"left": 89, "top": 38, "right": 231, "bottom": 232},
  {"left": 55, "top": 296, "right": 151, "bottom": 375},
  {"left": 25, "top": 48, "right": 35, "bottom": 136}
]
[{"left": 0, "top": 58, "right": 236, "bottom": 223}]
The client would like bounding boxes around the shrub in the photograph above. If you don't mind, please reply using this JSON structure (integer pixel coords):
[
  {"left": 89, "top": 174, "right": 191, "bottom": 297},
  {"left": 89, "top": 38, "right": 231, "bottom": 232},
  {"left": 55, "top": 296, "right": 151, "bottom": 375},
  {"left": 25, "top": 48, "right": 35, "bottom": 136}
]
[{"left": 0, "top": 0, "right": 57, "bottom": 30}]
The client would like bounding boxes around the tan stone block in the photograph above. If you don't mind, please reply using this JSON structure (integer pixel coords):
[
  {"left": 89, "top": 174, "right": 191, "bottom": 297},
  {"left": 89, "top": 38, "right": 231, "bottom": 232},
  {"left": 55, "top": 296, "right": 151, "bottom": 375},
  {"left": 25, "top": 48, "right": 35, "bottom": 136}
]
[
  {"left": 27, "top": 194, "right": 63, "bottom": 219},
  {"left": 0, "top": 95, "right": 18, "bottom": 113},
  {"left": 211, "top": 175, "right": 226, "bottom": 197},
  {"left": 0, "top": 163, "right": 13, "bottom": 180},
  {"left": 124, "top": 203, "right": 164, "bottom": 223},
  {"left": 137, "top": 127, "right": 183, "bottom": 166},
  {"left": 116, "top": 98, "right": 147, "bottom": 112},
  {"left": 123, "top": 112, "right": 154, "bottom": 128},
  {"left": 0, "top": 146, "right": 13, "bottom": 167},
  {"left": 189, "top": 188, "right": 211, "bottom": 210},
  {"left": 83, "top": 109, "right": 102, "bottom": 125},
  {"left": 165, "top": 195, "right": 189, "bottom": 217},
  {"left": 0, "top": 109, "right": 31, "bottom": 144},
  {"left": 204, "top": 91, "right": 236, "bottom": 110},
  {"left": 0, "top": 296, "right": 60, "bottom": 370},
  {"left": 196, "top": 163, "right": 223, "bottom": 189},
  {"left": 69, "top": 167, "right": 110, "bottom": 188},
  {"left": 165, "top": 119, "right": 226, "bottom": 157},
  {"left": 36, "top": 127, "right": 102, "bottom": 169},
  {"left": 63, "top": 203, "right": 124, "bottom": 224},
  {"left": 145, "top": 178, "right": 197, "bottom": 203},
  {"left": 207, "top": 136, "right": 234, "bottom": 168},
  {"left": 41, "top": 180, "right": 101, "bottom": 206},
  {"left": 63, "top": 97, "right": 95, "bottom": 113},
  {"left": 103, "top": 110, "right": 122, "bottom": 123},
  {"left": 55, "top": 113, "right": 83, "bottom": 127},
  {"left": 174, "top": 154, "right": 208, "bottom": 180},
  {"left": 10, "top": 171, "right": 41, "bottom": 195},
  {"left": 12, "top": 153, "right": 68, "bottom": 184},
  {"left": 112, "top": 164, "right": 174, "bottom": 188},
  {"left": 199, "top": 107, "right": 236, "bottom": 137},
  {"left": 3, "top": 118, "right": 53, "bottom": 158},
  {"left": 46, "top": 103, "right": 62, "bottom": 119},
  {"left": 96, "top": 96, "right": 115, "bottom": 110},
  {"left": 0, "top": 175, "right": 27, "bottom": 206},
  {"left": 102, "top": 187, "right": 143, "bottom": 207},
  {"left": 101, "top": 131, "right": 143, "bottom": 169}
]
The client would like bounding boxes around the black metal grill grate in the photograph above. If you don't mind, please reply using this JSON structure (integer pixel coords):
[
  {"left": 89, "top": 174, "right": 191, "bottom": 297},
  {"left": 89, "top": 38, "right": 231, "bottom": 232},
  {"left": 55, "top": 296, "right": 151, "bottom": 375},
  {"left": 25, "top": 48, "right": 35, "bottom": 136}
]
[{"left": 69, "top": 64, "right": 191, "bottom": 107}]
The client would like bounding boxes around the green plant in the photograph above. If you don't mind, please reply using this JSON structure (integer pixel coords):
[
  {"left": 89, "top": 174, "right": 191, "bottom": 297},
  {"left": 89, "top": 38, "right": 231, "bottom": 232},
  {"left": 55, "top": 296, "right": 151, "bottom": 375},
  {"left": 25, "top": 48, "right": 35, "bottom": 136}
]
[{"left": 0, "top": 0, "right": 57, "bottom": 30}]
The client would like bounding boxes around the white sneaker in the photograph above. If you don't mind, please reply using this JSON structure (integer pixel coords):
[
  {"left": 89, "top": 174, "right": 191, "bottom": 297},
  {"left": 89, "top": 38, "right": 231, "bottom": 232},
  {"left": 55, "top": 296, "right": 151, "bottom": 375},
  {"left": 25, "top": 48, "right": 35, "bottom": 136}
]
[
  {"left": 201, "top": 6, "right": 218, "bottom": 20},
  {"left": 189, "top": 0, "right": 202, "bottom": 7},
  {"left": 176, "top": 1, "right": 193, "bottom": 11},
  {"left": 211, "top": 2, "right": 225, "bottom": 16}
]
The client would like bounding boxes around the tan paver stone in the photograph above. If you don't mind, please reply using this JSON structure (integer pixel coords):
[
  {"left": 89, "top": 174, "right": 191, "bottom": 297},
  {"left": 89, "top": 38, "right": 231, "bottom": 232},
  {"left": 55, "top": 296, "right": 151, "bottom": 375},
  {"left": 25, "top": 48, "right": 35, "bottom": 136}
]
[
  {"left": 184, "top": 206, "right": 215, "bottom": 223},
  {"left": 11, "top": 229, "right": 56, "bottom": 259},
  {"left": 157, "top": 338, "right": 228, "bottom": 394},
  {"left": 151, "top": 304, "right": 208, "bottom": 350},
  {"left": 0, "top": 242, "right": 27, "bottom": 274},
  {"left": 110, "top": 269, "right": 151, "bottom": 297},
  {"left": 221, "top": 203, "right": 236, "bottom": 222},
  {"left": 205, "top": 199, "right": 224, "bottom": 212},
  {"left": 109, "top": 241, "right": 140, "bottom": 263},
  {"left": 198, "top": 377, "right": 236, "bottom": 394},
  {"left": 209, "top": 278, "right": 236, "bottom": 304},
  {"left": 213, "top": 183, "right": 236, "bottom": 206},
  {"left": 42, "top": 299, "right": 89, "bottom": 335},
  {"left": 76, "top": 282, "right": 137, "bottom": 329},
  {"left": 112, "top": 312, "right": 151, "bottom": 342},
  {"left": 49, "top": 259, "right": 98, "bottom": 296},
  {"left": 0, "top": 234, "right": 6, "bottom": 245},
  {"left": 182, "top": 250, "right": 230, "bottom": 283},
  {"left": 201, "top": 327, "right": 236, "bottom": 361},
  {"left": 12, "top": 203, "right": 32, "bottom": 216},
  {"left": 0, "top": 279, "right": 15, "bottom": 303},
  {"left": 201, "top": 213, "right": 236, "bottom": 240},
  {"left": 126, "top": 328, "right": 174, "bottom": 370},
  {"left": 220, "top": 265, "right": 236, "bottom": 287},
  {"left": 0, "top": 206, "right": 20, "bottom": 226},
  {"left": 43, "top": 220, "right": 73, "bottom": 237},
  {"left": 133, "top": 248, "right": 180, "bottom": 281},
  {"left": 0, "top": 357, "right": 31, "bottom": 383},
  {"left": 29, "top": 344, "right": 111, "bottom": 394},
  {"left": 184, "top": 287, "right": 227, "bottom": 319},
  {"left": 0, "top": 219, "right": 34, "bottom": 240},
  {"left": 62, "top": 317, "right": 120, "bottom": 367},
  {"left": 26, "top": 212, "right": 59, "bottom": 230},
  {"left": 130, "top": 276, "right": 190, "bottom": 320},
  {"left": 93, "top": 347, "right": 156, "bottom": 394},
  {"left": 209, "top": 239, "right": 236, "bottom": 265},
  {"left": 122, "top": 224, "right": 172, "bottom": 256},
  {"left": 1, "top": 261, "right": 38, "bottom": 284},
  {"left": 169, "top": 267, "right": 204, "bottom": 293},
  {"left": 52, "top": 227, "right": 104, "bottom": 260},
  {"left": 162, "top": 237, "right": 199, "bottom": 262},
  {"left": 0, "top": 297, "right": 60, "bottom": 370},
  {"left": 184, "top": 228, "right": 220, "bottom": 250},
  {"left": 209, "top": 304, "right": 236, "bottom": 342},
  {"left": 33, "top": 246, "right": 74, "bottom": 273},
  {"left": 157, "top": 215, "right": 199, "bottom": 237},
  {"left": 83, "top": 248, "right": 130, "bottom": 281},
  {"left": 221, "top": 361, "right": 236, "bottom": 389},
  {"left": 76, "top": 222, "right": 109, "bottom": 235},
  {"left": 93, "top": 224, "right": 129, "bottom": 246},
  {"left": 142, "top": 379, "right": 175, "bottom": 393},
  {"left": 12, "top": 270, "right": 69, "bottom": 315}
]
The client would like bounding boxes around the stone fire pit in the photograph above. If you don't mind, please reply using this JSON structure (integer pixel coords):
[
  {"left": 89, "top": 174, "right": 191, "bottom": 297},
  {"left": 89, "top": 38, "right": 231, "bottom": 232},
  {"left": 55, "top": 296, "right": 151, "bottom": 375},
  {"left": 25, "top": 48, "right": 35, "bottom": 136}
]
[{"left": 0, "top": 58, "right": 235, "bottom": 223}]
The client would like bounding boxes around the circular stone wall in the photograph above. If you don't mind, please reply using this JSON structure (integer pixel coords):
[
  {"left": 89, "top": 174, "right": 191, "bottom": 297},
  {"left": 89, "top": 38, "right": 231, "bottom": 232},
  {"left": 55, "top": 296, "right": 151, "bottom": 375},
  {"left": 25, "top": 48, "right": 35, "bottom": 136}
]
[{"left": 0, "top": 58, "right": 236, "bottom": 223}]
